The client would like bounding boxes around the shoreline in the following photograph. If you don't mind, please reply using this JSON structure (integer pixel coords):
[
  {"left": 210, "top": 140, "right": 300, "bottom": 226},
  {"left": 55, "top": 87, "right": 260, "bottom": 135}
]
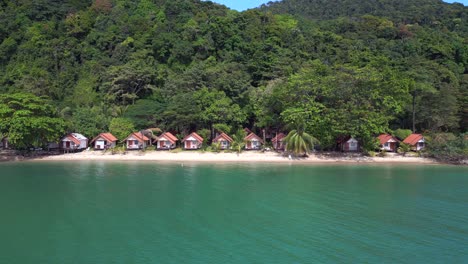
[{"left": 25, "top": 150, "right": 449, "bottom": 165}]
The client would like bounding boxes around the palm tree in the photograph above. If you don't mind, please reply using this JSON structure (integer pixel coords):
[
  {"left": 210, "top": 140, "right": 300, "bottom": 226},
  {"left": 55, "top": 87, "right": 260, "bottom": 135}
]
[
  {"left": 283, "top": 129, "right": 318, "bottom": 157},
  {"left": 231, "top": 129, "right": 246, "bottom": 155}
]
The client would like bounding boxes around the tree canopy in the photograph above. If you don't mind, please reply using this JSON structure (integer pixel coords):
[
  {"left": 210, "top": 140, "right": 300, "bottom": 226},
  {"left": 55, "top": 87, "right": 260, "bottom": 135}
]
[
  {"left": 0, "top": 0, "right": 466, "bottom": 149},
  {"left": 0, "top": 93, "right": 66, "bottom": 148}
]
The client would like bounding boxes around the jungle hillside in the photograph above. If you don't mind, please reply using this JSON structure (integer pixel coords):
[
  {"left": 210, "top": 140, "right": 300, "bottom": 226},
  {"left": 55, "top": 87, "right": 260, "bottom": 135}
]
[{"left": 0, "top": 0, "right": 466, "bottom": 151}]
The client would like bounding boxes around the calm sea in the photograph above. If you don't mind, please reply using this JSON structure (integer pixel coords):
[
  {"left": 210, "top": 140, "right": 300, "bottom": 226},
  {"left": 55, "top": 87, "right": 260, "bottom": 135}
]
[{"left": 0, "top": 161, "right": 467, "bottom": 263}]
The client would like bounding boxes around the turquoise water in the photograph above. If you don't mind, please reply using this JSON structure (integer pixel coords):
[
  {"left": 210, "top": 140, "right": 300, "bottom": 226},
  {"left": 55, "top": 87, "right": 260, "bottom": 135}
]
[{"left": 0, "top": 162, "right": 467, "bottom": 263}]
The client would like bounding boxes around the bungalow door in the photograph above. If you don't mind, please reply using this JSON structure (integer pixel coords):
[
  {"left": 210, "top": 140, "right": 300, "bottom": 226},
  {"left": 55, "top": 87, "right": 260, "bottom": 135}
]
[
  {"left": 186, "top": 141, "right": 191, "bottom": 149},
  {"left": 66, "top": 141, "right": 70, "bottom": 149}
]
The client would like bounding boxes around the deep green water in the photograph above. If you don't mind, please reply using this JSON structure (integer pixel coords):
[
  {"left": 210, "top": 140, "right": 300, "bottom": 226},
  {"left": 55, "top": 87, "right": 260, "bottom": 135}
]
[{"left": 0, "top": 162, "right": 467, "bottom": 263}]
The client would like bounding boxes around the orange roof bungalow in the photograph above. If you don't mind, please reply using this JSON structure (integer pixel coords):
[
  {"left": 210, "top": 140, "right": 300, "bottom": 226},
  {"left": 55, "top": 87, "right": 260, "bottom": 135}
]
[
  {"left": 90, "top": 133, "right": 118, "bottom": 150},
  {"left": 337, "top": 136, "right": 359, "bottom": 152},
  {"left": 155, "top": 132, "right": 178, "bottom": 150},
  {"left": 403, "top": 133, "right": 425, "bottom": 151},
  {"left": 61, "top": 133, "right": 88, "bottom": 151},
  {"left": 271, "top": 133, "right": 286, "bottom": 151},
  {"left": 124, "top": 132, "right": 150, "bottom": 150},
  {"left": 378, "top": 134, "right": 399, "bottom": 152},
  {"left": 244, "top": 132, "right": 264, "bottom": 150},
  {"left": 213, "top": 133, "right": 233, "bottom": 150},
  {"left": 182, "top": 132, "right": 203, "bottom": 150}
]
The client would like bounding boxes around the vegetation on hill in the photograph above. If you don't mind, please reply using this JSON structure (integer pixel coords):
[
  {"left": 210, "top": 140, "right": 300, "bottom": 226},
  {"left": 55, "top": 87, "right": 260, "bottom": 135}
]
[{"left": 0, "top": 0, "right": 466, "bottom": 153}]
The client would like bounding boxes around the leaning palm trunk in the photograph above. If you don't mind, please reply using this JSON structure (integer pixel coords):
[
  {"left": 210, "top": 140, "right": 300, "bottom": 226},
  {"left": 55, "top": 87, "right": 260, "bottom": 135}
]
[{"left": 284, "top": 130, "right": 317, "bottom": 156}]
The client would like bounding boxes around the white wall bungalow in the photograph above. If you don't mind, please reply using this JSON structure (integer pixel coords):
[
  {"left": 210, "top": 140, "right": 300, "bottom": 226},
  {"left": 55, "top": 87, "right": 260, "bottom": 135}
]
[
  {"left": 155, "top": 132, "right": 178, "bottom": 150},
  {"left": 182, "top": 132, "right": 203, "bottom": 150},
  {"left": 90, "top": 133, "right": 118, "bottom": 150},
  {"left": 378, "top": 134, "right": 399, "bottom": 152},
  {"left": 212, "top": 133, "right": 233, "bottom": 150},
  {"left": 61, "top": 133, "right": 88, "bottom": 151},
  {"left": 403, "top": 134, "right": 425, "bottom": 151},
  {"left": 271, "top": 133, "right": 286, "bottom": 151},
  {"left": 244, "top": 132, "right": 264, "bottom": 150},
  {"left": 337, "top": 136, "right": 359, "bottom": 152},
  {"left": 124, "top": 132, "right": 150, "bottom": 150}
]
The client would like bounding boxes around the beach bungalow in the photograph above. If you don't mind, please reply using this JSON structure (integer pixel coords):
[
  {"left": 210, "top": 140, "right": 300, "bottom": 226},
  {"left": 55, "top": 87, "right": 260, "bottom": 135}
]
[
  {"left": 155, "top": 132, "right": 178, "bottom": 150},
  {"left": 337, "top": 136, "right": 359, "bottom": 152},
  {"left": 378, "top": 134, "right": 399, "bottom": 152},
  {"left": 403, "top": 133, "right": 425, "bottom": 151},
  {"left": 90, "top": 133, "right": 118, "bottom": 150},
  {"left": 182, "top": 132, "right": 203, "bottom": 150},
  {"left": 124, "top": 132, "right": 150, "bottom": 150},
  {"left": 61, "top": 133, "right": 88, "bottom": 151},
  {"left": 244, "top": 132, "right": 264, "bottom": 150},
  {"left": 0, "top": 137, "right": 8, "bottom": 149},
  {"left": 213, "top": 133, "right": 233, "bottom": 150},
  {"left": 271, "top": 133, "right": 286, "bottom": 151}
]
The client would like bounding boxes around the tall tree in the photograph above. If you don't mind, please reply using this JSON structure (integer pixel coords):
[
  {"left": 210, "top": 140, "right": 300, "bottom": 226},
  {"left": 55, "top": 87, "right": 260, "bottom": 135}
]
[{"left": 0, "top": 93, "right": 66, "bottom": 148}]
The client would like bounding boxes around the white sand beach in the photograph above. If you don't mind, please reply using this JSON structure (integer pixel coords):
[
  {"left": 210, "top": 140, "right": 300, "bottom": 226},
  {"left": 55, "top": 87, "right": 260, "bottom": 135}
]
[{"left": 35, "top": 150, "right": 438, "bottom": 164}]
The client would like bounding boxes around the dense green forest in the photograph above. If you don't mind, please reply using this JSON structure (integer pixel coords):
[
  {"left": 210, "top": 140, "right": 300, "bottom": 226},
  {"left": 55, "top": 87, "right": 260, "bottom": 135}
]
[{"left": 0, "top": 0, "right": 466, "bottom": 152}]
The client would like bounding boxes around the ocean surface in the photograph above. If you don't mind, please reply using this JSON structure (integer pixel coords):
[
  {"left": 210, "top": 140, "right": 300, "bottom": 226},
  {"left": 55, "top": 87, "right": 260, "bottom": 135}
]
[{"left": 0, "top": 161, "right": 467, "bottom": 263}]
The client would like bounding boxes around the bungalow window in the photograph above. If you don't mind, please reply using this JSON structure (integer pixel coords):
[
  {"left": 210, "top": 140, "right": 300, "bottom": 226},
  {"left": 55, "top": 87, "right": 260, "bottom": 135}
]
[
  {"left": 418, "top": 142, "right": 424, "bottom": 147},
  {"left": 221, "top": 141, "right": 228, "bottom": 146},
  {"left": 384, "top": 143, "right": 389, "bottom": 147},
  {"left": 350, "top": 142, "right": 356, "bottom": 147}
]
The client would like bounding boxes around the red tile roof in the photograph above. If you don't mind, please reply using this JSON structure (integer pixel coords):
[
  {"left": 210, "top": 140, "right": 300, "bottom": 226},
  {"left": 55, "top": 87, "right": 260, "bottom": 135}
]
[
  {"left": 90, "top": 133, "right": 118, "bottom": 144},
  {"left": 377, "top": 134, "right": 398, "bottom": 145},
  {"left": 244, "top": 132, "right": 264, "bottom": 144},
  {"left": 63, "top": 134, "right": 81, "bottom": 145},
  {"left": 156, "top": 132, "right": 178, "bottom": 144},
  {"left": 123, "top": 132, "right": 149, "bottom": 143},
  {"left": 271, "top": 133, "right": 286, "bottom": 142},
  {"left": 182, "top": 132, "right": 203, "bottom": 143},
  {"left": 403, "top": 134, "right": 424, "bottom": 146},
  {"left": 213, "top": 133, "right": 233, "bottom": 143}
]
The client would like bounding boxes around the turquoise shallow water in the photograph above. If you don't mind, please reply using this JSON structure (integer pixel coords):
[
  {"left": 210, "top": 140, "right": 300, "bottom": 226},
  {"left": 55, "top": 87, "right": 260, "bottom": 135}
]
[{"left": 0, "top": 161, "right": 467, "bottom": 263}]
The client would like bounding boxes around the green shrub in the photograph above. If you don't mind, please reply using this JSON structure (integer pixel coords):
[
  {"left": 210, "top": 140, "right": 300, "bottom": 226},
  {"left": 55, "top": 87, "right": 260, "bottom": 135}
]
[
  {"left": 112, "top": 145, "right": 127, "bottom": 155},
  {"left": 362, "top": 137, "right": 379, "bottom": 152},
  {"left": 394, "top": 129, "right": 412, "bottom": 141},
  {"left": 197, "top": 129, "right": 211, "bottom": 143},
  {"left": 379, "top": 149, "right": 388, "bottom": 157},
  {"left": 366, "top": 151, "right": 377, "bottom": 157},
  {"left": 397, "top": 143, "right": 411, "bottom": 156},
  {"left": 213, "top": 123, "right": 231, "bottom": 134},
  {"left": 426, "top": 133, "right": 467, "bottom": 163},
  {"left": 211, "top": 142, "right": 221, "bottom": 153}
]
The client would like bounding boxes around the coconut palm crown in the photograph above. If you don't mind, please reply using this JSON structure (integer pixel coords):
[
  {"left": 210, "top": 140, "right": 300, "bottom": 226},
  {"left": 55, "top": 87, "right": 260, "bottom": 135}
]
[
  {"left": 231, "top": 129, "right": 246, "bottom": 154},
  {"left": 283, "top": 129, "right": 318, "bottom": 156}
]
